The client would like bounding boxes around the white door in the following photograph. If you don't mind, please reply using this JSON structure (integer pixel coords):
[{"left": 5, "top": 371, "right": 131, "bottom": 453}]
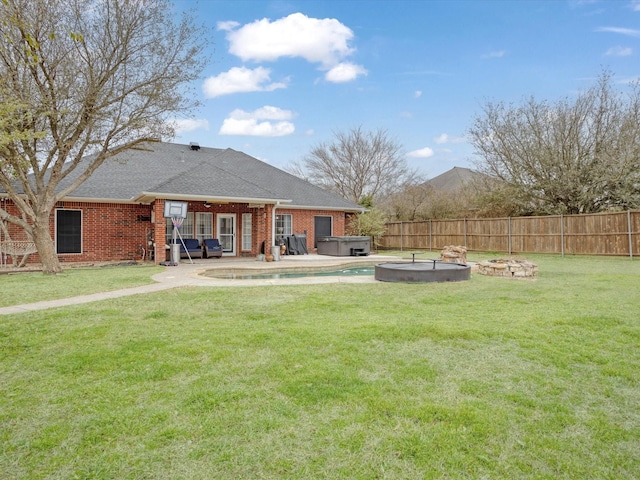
[{"left": 217, "top": 214, "right": 236, "bottom": 256}]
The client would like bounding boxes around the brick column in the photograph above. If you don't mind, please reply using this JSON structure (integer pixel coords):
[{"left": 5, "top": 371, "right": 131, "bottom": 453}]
[
  {"left": 263, "top": 204, "right": 273, "bottom": 252},
  {"left": 153, "top": 200, "right": 166, "bottom": 264}
]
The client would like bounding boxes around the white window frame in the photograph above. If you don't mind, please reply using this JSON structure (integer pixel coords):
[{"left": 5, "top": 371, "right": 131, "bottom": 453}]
[
  {"left": 196, "top": 212, "right": 213, "bottom": 244},
  {"left": 242, "top": 213, "right": 252, "bottom": 251},
  {"left": 166, "top": 212, "right": 194, "bottom": 238},
  {"left": 55, "top": 208, "right": 83, "bottom": 254},
  {"left": 275, "top": 214, "right": 292, "bottom": 236}
]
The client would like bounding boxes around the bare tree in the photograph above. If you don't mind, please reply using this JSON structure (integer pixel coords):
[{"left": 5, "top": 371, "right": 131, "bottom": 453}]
[
  {"left": 383, "top": 183, "right": 484, "bottom": 220},
  {"left": 381, "top": 181, "right": 433, "bottom": 221},
  {"left": 299, "top": 126, "right": 417, "bottom": 204},
  {"left": 0, "top": 0, "right": 208, "bottom": 273},
  {"left": 466, "top": 176, "right": 522, "bottom": 218},
  {"left": 469, "top": 71, "right": 640, "bottom": 216}
]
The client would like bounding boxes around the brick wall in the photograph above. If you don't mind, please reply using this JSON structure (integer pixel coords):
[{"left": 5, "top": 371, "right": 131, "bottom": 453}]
[
  {"left": 276, "top": 208, "right": 348, "bottom": 251},
  {"left": 56, "top": 201, "right": 153, "bottom": 263},
  {"left": 1, "top": 200, "right": 153, "bottom": 264},
  {"left": 2, "top": 198, "right": 352, "bottom": 265}
]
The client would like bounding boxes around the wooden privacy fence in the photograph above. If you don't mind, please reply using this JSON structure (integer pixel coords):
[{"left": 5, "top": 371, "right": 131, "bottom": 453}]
[{"left": 380, "top": 210, "right": 640, "bottom": 257}]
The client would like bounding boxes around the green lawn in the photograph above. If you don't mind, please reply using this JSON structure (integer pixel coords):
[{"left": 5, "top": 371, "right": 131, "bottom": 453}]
[
  {"left": 1, "top": 255, "right": 639, "bottom": 479},
  {"left": 0, "top": 264, "right": 163, "bottom": 307}
]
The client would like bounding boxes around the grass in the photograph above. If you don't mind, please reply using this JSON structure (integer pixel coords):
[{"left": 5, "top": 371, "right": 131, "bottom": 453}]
[
  {"left": 1, "top": 254, "right": 639, "bottom": 478},
  {"left": 0, "top": 263, "right": 164, "bottom": 307}
]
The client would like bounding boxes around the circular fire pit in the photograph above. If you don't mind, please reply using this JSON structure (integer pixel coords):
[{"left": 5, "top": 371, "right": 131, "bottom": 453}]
[
  {"left": 375, "top": 260, "right": 471, "bottom": 283},
  {"left": 477, "top": 259, "right": 538, "bottom": 279}
]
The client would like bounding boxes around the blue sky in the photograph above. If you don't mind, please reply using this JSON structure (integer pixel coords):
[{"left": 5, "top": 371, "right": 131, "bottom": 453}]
[{"left": 171, "top": 0, "right": 640, "bottom": 179}]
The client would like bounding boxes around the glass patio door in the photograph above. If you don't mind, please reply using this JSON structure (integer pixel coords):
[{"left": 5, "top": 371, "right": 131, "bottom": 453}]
[{"left": 217, "top": 214, "right": 236, "bottom": 256}]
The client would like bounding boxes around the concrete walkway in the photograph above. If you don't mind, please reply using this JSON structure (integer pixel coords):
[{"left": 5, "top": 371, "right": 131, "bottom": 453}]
[{"left": 0, "top": 254, "right": 398, "bottom": 315}]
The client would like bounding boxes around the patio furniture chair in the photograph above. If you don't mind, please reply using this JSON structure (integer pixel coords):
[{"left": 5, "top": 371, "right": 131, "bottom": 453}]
[
  {"left": 203, "top": 238, "right": 223, "bottom": 258},
  {"left": 172, "top": 238, "right": 203, "bottom": 258}
]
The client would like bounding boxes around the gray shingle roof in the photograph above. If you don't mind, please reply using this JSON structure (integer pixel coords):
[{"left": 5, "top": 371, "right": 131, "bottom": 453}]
[
  {"left": 424, "top": 166, "right": 484, "bottom": 193},
  {"left": 50, "top": 141, "right": 363, "bottom": 211}
]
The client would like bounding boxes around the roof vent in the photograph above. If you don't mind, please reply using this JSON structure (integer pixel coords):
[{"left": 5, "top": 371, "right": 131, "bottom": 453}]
[{"left": 189, "top": 142, "right": 200, "bottom": 151}]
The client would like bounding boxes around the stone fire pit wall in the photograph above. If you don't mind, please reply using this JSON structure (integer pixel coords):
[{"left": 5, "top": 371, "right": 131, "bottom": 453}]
[
  {"left": 477, "top": 259, "right": 538, "bottom": 279},
  {"left": 440, "top": 245, "right": 467, "bottom": 264}
]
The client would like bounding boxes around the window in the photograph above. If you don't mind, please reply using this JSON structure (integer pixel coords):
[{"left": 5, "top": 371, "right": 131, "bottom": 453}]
[
  {"left": 275, "top": 214, "right": 292, "bottom": 236},
  {"left": 56, "top": 209, "right": 82, "bottom": 254},
  {"left": 166, "top": 212, "right": 194, "bottom": 239},
  {"left": 196, "top": 212, "right": 213, "bottom": 243},
  {"left": 242, "top": 213, "right": 252, "bottom": 251}
]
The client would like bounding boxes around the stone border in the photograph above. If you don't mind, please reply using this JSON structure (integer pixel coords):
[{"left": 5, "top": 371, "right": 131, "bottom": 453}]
[{"left": 477, "top": 259, "right": 538, "bottom": 279}]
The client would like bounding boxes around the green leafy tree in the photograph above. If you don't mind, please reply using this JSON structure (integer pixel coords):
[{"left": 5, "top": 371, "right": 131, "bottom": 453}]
[
  {"left": 0, "top": 0, "right": 208, "bottom": 273},
  {"left": 346, "top": 208, "right": 387, "bottom": 250}
]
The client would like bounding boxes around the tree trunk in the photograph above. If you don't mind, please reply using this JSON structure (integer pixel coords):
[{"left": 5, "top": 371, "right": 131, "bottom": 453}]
[
  {"left": 18, "top": 253, "right": 30, "bottom": 268},
  {"left": 32, "top": 217, "right": 63, "bottom": 275}
]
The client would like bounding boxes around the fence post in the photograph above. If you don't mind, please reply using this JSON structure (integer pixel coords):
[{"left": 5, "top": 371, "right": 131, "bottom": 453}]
[
  {"left": 429, "top": 219, "right": 432, "bottom": 251},
  {"left": 400, "top": 221, "right": 403, "bottom": 251},
  {"left": 628, "top": 210, "right": 633, "bottom": 259},
  {"left": 508, "top": 217, "right": 512, "bottom": 255},
  {"left": 464, "top": 218, "right": 467, "bottom": 248},
  {"left": 0, "top": 200, "right": 4, "bottom": 268},
  {"left": 560, "top": 215, "right": 564, "bottom": 257}
]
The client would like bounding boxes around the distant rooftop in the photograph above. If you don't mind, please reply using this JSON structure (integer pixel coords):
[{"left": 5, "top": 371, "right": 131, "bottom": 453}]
[{"left": 424, "top": 167, "right": 484, "bottom": 193}]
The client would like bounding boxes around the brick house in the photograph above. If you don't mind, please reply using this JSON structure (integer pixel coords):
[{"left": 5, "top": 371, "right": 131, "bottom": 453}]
[{"left": 0, "top": 141, "right": 364, "bottom": 265}]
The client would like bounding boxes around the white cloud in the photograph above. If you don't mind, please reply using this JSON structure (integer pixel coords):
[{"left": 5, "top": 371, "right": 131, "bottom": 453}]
[
  {"left": 225, "top": 13, "right": 355, "bottom": 67},
  {"left": 481, "top": 50, "right": 505, "bottom": 59},
  {"left": 407, "top": 147, "right": 435, "bottom": 158},
  {"left": 218, "top": 106, "right": 296, "bottom": 137},
  {"left": 202, "top": 66, "right": 288, "bottom": 98},
  {"left": 605, "top": 45, "right": 633, "bottom": 56},
  {"left": 324, "top": 62, "right": 367, "bottom": 83},
  {"left": 217, "top": 20, "right": 240, "bottom": 31},
  {"left": 631, "top": 0, "right": 640, "bottom": 11},
  {"left": 240, "top": 105, "right": 295, "bottom": 120},
  {"left": 170, "top": 118, "right": 209, "bottom": 133},
  {"left": 596, "top": 26, "right": 640, "bottom": 37},
  {"left": 434, "top": 133, "right": 467, "bottom": 144},
  {"left": 414, "top": 90, "right": 423, "bottom": 98}
]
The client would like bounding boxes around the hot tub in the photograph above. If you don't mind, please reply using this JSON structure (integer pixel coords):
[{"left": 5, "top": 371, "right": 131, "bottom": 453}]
[{"left": 316, "top": 236, "right": 371, "bottom": 256}]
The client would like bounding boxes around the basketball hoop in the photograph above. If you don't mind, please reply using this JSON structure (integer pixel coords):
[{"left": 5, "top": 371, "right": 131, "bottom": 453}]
[{"left": 160, "top": 201, "right": 190, "bottom": 266}]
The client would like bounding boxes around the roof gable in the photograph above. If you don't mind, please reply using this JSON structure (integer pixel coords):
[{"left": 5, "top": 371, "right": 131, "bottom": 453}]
[{"left": 45, "top": 141, "right": 362, "bottom": 211}]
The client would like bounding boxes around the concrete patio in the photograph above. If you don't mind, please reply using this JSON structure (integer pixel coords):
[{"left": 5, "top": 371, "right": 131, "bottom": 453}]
[{"left": 154, "top": 252, "right": 400, "bottom": 287}]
